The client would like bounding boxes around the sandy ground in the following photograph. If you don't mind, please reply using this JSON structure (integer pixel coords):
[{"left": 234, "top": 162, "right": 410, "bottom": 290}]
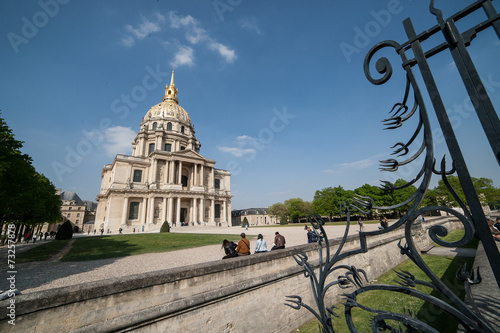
[{"left": 0, "top": 223, "right": 381, "bottom": 294}]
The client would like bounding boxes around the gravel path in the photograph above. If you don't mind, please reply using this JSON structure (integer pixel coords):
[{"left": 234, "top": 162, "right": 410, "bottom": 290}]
[{"left": 0, "top": 223, "right": 380, "bottom": 294}]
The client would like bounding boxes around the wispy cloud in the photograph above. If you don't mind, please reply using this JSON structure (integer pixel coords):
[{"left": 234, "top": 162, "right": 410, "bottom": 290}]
[
  {"left": 168, "top": 11, "right": 237, "bottom": 64},
  {"left": 171, "top": 45, "right": 195, "bottom": 67},
  {"left": 121, "top": 11, "right": 236, "bottom": 67},
  {"left": 218, "top": 135, "right": 259, "bottom": 157},
  {"left": 102, "top": 126, "right": 136, "bottom": 157},
  {"left": 239, "top": 16, "right": 262, "bottom": 34},
  {"left": 218, "top": 146, "right": 256, "bottom": 157},
  {"left": 324, "top": 154, "right": 385, "bottom": 174},
  {"left": 121, "top": 14, "right": 165, "bottom": 47}
]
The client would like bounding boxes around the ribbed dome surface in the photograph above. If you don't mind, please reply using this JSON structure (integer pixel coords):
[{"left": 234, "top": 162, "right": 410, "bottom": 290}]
[{"left": 145, "top": 101, "right": 191, "bottom": 124}]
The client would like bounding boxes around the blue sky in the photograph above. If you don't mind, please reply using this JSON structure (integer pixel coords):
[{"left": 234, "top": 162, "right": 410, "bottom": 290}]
[{"left": 1, "top": 0, "right": 499, "bottom": 209}]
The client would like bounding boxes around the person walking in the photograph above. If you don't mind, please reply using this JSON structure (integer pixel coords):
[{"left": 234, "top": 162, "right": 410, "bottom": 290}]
[{"left": 255, "top": 234, "right": 267, "bottom": 253}]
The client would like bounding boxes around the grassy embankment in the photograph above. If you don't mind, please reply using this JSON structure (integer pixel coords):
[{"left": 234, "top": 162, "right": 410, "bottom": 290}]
[{"left": 295, "top": 229, "right": 478, "bottom": 332}]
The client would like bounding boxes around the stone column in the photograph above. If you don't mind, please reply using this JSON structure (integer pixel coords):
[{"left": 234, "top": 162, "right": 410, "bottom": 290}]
[
  {"left": 193, "top": 198, "right": 197, "bottom": 222},
  {"left": 211, "top": 199, "right": 215, "bottom": 223},
  {"left": 140, "top": 197, "right": 147, "bottom": 224},
  {"left": 194, "top": 164, "right": 198, "bottom": 186},
  {"left": 176, "top": 197, "right": 181, "bottom": 224},
  {"left": 151, "top": 159, "right": 157, "bottom": 184},
  {"left": 169, "top": 160, "right": 174, "bottom": 184},
  {"left": 200, "top": 165, "right": 204, "bottom": 186},
  {"left": 223, "top": 200, "right": 227, "bottom": 224},
  {"left": 148, "top": 197, "right": 155, "bottom": 224},
  {"left": 162, "top": 197, "right": 167, "bottom": 223},
  {"left": 200, "top": 198, "right": 205, "bottom": 222},
  {"left": 122, "top": 197, "right": 129, "bottom": 226},
  {"left": 211, "top": 167, "right": 215, "bottom": 189},
  {"left": 178, "top": 161, "right": 183, "bottom": 184},
  {"left": 168, "top": 197, "right": 173, "bottom": 223}
]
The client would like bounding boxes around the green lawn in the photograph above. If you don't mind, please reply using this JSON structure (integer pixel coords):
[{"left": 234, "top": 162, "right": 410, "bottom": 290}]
[
  {"left": 17, "top": 233, "right": 244, "bottom": 262},
  {"left": 61, "top": 233, "right": 246, "bottom": 261},
  {"left": 16, "top": 239, "right": 70, "bottom": 263},
  {"left": 296, "top": 230, "right": 477, "bottom": 333}
]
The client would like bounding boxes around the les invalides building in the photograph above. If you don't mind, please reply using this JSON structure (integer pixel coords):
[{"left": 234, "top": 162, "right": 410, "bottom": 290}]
[{"left": 95, "top": 71, "right": 232, "bottom": 233}]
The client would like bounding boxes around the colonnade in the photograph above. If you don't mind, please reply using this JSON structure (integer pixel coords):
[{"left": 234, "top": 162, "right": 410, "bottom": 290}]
[{"left": 120, "top": 195, "right": 229, "bottom": 226}]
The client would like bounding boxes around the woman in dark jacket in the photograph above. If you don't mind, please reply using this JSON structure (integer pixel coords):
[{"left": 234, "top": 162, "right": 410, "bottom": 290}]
[{"left": 222, "top": 239, "right": 238, "bottom": 259}]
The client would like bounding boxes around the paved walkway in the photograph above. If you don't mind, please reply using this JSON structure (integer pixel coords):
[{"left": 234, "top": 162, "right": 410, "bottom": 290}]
[{"left": 0, "top": 224, "right": 379, "bottom": 294}]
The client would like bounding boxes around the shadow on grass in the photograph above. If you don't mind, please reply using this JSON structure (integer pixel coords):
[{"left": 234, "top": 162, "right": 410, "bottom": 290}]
[
  {"left": 62, "top": 235, "right": 142, "bottom": 261},
  {"left": 414, "top": 255, "right": 474, "bottom": 332}
]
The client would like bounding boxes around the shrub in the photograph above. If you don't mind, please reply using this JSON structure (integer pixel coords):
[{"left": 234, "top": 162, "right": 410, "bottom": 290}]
[
  {"left": 280, "top": 216, "right": 288, "bottom": 225},
  {"left": 160, "top": 221, "right": 170, "bottom": 233},
  {"left": 242, "top": 217, "right": 249, "bottom": 228},
  {"left": 56, "top": 220, "right": 73, "bottom": 240}
]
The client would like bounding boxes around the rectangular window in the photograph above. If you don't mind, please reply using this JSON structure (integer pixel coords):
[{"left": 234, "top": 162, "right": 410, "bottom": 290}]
[
  {"left": 67, "top": 213, "right": 71, "bottom": 217},
  {"left": 77, "top": 213, "right": 80, "bottom": 217},
  {"left": 215, "top": 204, "right": 221, "bottom": 218},
  {"left": 214, "top": 179, "right": 220, "bottom": 189},
  {"left": 149, "top": 143, "right": 155, "bottom": 154},
  {"left": 180, "top": 146, "right": 185, "bottom": 150},
  {"left": 133, "top": 170, "right": 142, "bottom": 182},
  {"left": 164, "top": 143, "right": 171, "bottom": 152},
  {"left": 128, "top": 202, "right": 140, "bottom": 220}
]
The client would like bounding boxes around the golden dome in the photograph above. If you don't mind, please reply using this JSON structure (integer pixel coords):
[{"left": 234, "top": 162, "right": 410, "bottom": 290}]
[
  {"left": 145, "top": 100, "right": 191, "bottom": 123},
  {"left": 144, "top": 70, "right": 192, "bottom": 124}
]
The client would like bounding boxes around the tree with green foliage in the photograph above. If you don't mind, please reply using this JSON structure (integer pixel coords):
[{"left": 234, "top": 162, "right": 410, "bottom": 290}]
[
  {"left": 0, "top": 112, "right": 61, "bottom": 239},
  {"left": 269, "top": 202, "right": 288, "bottom": 220},
  {"left": 242, "top": 217, "right": 249, "bottom": 228},
  {"left": 428, "top": 175, "right": 500, "bottom": 209},
  {"left": 312, "top": 186, "right": 354, "bottom": 221},
  {"left": 160, "top": 221, "right": 170, "bottom": 233},
  {"left": 284, "top": 198, "right": 310, "bottom": 223}
]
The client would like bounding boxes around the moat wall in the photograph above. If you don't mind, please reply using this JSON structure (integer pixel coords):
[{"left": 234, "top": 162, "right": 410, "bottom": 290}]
[{"left": 0, "top": 218, "right": 462, "bottom": 332}]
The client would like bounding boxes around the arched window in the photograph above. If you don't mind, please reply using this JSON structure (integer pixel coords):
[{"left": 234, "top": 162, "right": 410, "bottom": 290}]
[
  {"left": 181, "top": 126, "right": 185, "bottom": 134},
  {"left": 167, "top": 122, "right": 173, "bottom": 130},
  {"left": 152, "top": 122, "right": 157, "bottom": 130}
]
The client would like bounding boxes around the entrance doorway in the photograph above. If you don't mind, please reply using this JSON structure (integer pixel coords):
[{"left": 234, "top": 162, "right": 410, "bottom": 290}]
[{"left": 180, "top": 208, "right": 188, "bottom": 225}]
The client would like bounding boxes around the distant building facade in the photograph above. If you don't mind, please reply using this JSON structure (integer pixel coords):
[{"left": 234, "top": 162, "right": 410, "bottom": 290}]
[
  {"left": 95, "top": 71, "right": 232, "bottom": 233},
  {"left": 231, "top": 208, "right": 278, "bottom": 226},
  {"left": 42, "top": 189, "right": 97, "bottom": 233}
]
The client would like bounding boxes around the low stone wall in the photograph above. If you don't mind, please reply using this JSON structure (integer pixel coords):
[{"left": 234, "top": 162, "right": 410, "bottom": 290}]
[{"left": 0, "top": 218, "right": 461, "bottom": 332}]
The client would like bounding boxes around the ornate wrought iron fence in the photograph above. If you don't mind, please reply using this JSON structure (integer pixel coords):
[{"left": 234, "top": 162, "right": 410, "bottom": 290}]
[{"left": 286, "top": 1, "right": 500, "bottom": 331}]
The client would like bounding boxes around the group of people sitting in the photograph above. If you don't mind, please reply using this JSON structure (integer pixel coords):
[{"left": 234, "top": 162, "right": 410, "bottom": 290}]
[{"left": 222, "top": 232, "right": 286, "bottom": 259}]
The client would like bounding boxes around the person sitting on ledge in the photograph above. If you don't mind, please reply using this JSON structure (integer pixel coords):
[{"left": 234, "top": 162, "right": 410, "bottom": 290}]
[
  {"left": 255, "top": 234, "right": 267, "bottom": 253},
  {"left": 271, "top": 231, "right": 286, "bottom": 250},
  {"left": 222, "top": 239, "right": 238, "bottom": 259},
  {"left": 487, "top": 219, "right": 500, "bottom": 241},
  {"left": 236, "top": 233, "right": 251, "bottom": 255}
]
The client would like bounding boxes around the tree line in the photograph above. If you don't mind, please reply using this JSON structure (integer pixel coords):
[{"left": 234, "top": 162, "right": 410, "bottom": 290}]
[
  {"left": 268, "top": 177, "right": 500, "bottom": 224},
  {"left": 0, "top": 112, "right": 61, "bottom": 242}
]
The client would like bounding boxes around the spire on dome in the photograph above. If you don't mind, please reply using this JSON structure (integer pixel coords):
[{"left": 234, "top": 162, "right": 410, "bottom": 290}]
[
  {"left": 163, "top": 68, "right": 179, "bottom": 103},
  {"left": 170, "top": 67, "right": 175, "bottom": 86}
]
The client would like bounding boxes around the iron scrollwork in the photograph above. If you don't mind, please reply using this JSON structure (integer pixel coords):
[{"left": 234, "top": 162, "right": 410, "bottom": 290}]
[{"left": 287, "top": 1, "right": 500, "bottom": 332}]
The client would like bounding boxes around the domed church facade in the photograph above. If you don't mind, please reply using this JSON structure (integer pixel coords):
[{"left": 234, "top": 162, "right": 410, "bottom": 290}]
[{"left": 95, "top": 71, "right": 232, "bottom": 233}]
